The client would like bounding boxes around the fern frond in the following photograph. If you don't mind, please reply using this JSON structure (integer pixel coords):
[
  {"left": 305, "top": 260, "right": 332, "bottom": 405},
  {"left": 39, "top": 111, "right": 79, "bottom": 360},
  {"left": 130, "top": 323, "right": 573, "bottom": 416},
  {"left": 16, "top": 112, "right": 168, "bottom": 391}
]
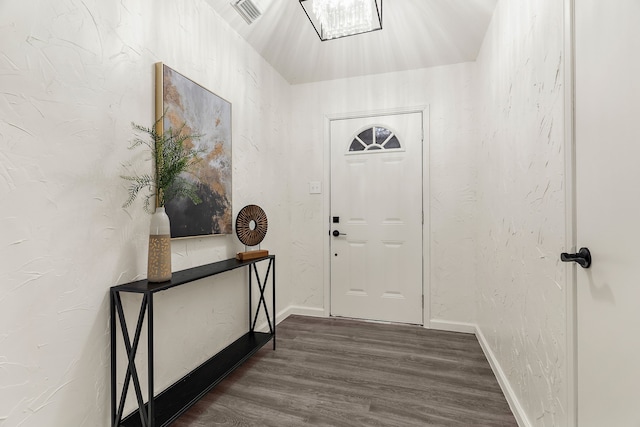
[
  {"left": 121, "top": 117, "right": 205, "bottom": 211},
  {"left": 121, "top": 174, "right": 153, "bottom": 208},
  {"left": 165, "top": 176, "right": 202, "bottom": 205}
]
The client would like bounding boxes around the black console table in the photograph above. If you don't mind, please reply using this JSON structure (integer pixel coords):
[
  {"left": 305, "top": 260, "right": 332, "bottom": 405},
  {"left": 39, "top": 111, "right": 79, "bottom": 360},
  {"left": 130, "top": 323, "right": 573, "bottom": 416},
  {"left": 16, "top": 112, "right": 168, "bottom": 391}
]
[{"left": 110, "top": 255, "right": 275, "bottom": 427}]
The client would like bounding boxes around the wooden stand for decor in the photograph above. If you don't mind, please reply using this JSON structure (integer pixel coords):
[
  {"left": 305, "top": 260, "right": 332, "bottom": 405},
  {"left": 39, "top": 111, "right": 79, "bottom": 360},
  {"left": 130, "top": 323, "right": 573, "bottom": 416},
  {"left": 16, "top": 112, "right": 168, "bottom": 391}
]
[
  {"left": 236, "top": 249, "right": 269, "bottom": 261},
  {"left": 235, "top": 204, "right": 269, "bottom": 261}
]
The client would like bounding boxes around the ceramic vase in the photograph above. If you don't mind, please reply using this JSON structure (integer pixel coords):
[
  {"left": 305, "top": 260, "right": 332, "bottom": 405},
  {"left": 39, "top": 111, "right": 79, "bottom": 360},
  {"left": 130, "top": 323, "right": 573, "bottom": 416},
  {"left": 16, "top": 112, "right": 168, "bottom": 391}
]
[{"left": 147, "top": 206, "right": 171, "bottom": 282}]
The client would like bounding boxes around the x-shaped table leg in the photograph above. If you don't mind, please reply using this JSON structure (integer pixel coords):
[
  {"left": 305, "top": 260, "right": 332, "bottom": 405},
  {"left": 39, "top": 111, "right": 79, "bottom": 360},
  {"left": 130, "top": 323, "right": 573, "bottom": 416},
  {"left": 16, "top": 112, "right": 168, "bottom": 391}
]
[
  {"left": 250, "top": 259, "right": 273, "bottom": 334},
  {"left": 113, "top": 292, "right": 149, "bottom": 427}
]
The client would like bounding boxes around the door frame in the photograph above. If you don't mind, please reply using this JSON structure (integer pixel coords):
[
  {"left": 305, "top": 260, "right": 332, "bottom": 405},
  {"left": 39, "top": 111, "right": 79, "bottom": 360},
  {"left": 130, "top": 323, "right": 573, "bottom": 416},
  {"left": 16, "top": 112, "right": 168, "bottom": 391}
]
[
  {"left": 563, "top": 0, "right": 577, "bottom": 425},
  {"left": 322, "top": 106, "right": 430, "bottom": 326}
]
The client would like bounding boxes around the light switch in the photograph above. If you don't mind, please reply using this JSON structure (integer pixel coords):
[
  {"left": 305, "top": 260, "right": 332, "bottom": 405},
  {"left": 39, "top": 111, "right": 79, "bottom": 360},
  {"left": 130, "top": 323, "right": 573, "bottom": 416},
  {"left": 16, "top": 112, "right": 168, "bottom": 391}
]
[{"left": 309, "top": 181, "right": 322, "bottom": 194}]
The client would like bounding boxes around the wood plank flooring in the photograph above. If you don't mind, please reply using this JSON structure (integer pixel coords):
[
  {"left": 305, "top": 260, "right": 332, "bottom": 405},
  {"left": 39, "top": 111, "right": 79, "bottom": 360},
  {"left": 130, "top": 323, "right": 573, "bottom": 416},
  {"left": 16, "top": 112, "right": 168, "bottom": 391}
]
[{"left": 173, "top": 315, "right": 517, "bottom": 427}]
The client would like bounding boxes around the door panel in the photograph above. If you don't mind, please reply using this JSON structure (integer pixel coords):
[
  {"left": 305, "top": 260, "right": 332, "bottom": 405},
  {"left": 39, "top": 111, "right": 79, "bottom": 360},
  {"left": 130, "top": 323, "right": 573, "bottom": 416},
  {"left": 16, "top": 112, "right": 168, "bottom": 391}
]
[
  {"left": 575, "top": 1, "right": 640, "bottom": 424},
  {"left": 330, "top": 113, "right": 423, "bottom": 324}
]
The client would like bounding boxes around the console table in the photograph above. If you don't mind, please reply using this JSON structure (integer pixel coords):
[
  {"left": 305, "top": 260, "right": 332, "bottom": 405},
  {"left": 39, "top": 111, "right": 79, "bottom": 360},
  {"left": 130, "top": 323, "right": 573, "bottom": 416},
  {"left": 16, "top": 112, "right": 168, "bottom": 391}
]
[{"left": 110, "top": 255, "right": 275, "bottom": 427}]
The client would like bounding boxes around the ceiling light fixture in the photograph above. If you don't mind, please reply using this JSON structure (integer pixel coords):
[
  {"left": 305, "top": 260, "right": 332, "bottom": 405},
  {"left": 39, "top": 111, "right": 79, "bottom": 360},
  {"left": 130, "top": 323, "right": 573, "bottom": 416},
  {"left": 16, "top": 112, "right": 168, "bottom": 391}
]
[{"left": 299, "top": 0, "right": 382, "bottom": 41}]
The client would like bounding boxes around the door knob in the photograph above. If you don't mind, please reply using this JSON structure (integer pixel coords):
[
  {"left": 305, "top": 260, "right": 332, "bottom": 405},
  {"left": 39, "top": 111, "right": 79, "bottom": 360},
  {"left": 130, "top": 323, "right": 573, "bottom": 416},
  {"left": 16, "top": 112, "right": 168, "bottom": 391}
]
[
  {"left": 332, "top": 230, "right": 347, "bottom": 237},
  {"left": 560, "top": 247, "right": 592, "bottom": 268}
]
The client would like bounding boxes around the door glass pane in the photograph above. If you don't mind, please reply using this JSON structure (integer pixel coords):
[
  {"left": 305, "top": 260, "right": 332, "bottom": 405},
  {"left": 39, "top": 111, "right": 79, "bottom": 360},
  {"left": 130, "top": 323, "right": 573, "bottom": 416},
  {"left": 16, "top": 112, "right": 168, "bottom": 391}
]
[
  {"left": 383, "top": 136, "right": 401, "bottom": 149},
  {"left": 350, "top": 127, "right": 402, "bottom": 153},
  {"left": 375, "top": 127, "right": 392, "bottom": 144},
  {"left": 349, "top": 139, "right": 366, "bottom": 151},
  {"left": 357, "top": 128, "right": 374, "bottom": 146}
]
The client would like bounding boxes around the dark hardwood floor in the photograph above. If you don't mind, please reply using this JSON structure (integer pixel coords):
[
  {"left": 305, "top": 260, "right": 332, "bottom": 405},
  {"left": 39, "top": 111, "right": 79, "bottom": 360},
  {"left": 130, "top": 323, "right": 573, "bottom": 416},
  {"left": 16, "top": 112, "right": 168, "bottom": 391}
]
[{"left": 173, "top": 315, "right": 517, "bottom": 427}]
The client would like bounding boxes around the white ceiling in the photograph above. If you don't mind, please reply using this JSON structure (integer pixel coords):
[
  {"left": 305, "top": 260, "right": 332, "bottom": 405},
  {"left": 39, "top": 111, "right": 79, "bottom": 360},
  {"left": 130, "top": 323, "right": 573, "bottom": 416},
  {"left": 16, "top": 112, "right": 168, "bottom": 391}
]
[{"left": 205, "top": 0, "right": 498, "bottom": 84}]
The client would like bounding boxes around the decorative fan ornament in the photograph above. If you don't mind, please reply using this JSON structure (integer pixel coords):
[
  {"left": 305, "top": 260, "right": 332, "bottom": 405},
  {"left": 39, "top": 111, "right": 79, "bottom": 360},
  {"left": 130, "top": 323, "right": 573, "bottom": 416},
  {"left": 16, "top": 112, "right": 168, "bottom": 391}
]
[{"left": 235, "top": 205, "right": 268, "bottom": 247}]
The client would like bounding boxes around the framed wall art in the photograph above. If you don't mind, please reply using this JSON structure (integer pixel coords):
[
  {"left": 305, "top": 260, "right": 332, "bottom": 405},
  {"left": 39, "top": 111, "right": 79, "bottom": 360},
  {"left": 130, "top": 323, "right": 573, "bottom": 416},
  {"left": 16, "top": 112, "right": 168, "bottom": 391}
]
[{"left": 155, "top": 62, "right": 232, "bottom": 238}]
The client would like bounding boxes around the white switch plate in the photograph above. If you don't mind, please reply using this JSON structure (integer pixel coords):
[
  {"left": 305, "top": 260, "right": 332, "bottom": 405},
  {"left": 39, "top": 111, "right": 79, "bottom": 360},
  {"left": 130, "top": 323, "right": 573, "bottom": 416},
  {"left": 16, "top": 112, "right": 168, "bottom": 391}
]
[{"left": 309, "top": 181, "right": 322, "bottom": 194}]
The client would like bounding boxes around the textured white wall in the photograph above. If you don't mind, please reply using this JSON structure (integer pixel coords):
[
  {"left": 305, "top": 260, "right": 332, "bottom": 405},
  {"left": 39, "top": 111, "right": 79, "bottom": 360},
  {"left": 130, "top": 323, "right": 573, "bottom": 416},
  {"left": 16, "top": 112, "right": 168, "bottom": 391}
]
[
  {"left": 0, "top": 0, "right": 571, "bottom": 424},
  {"left": 475, "top": 1, "right": 567, "bottom": 425},
  {"left": 0, "top": 0, "right": 291, "bottom": 425},
  {"left": 290, "top": 64, "right": 478, "bottom": 326}
]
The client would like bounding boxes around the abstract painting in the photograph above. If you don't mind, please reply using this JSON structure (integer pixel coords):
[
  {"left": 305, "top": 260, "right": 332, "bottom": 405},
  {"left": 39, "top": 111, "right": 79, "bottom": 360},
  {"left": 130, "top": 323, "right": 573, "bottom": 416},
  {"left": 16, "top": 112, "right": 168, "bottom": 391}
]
[{"left": 156, "top": 63, "right": 232, "bottom": 238}]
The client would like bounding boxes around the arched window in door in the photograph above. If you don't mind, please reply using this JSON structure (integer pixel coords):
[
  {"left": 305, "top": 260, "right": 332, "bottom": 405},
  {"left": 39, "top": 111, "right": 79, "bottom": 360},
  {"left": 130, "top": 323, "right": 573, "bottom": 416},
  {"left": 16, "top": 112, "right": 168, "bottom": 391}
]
[{"left": 348, "top": 126, "right": 401, "bottom": 152}]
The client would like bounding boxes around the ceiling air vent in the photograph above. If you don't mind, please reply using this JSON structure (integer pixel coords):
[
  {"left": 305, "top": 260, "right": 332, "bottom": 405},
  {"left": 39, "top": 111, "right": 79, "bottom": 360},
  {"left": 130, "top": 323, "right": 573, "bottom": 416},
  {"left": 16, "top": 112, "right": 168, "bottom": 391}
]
[{"left": 231, "top": 0, "right": 264, "bottom": 25}]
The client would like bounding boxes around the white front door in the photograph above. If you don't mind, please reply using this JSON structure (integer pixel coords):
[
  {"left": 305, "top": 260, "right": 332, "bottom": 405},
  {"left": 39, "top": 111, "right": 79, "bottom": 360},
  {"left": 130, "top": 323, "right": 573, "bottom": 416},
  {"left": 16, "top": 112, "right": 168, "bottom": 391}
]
[
  {"left": 329, "top": 112, "right": 423, "bottom": 325},
  {"left": 575, "top": 1, "right": 640, "bottom": 424}
]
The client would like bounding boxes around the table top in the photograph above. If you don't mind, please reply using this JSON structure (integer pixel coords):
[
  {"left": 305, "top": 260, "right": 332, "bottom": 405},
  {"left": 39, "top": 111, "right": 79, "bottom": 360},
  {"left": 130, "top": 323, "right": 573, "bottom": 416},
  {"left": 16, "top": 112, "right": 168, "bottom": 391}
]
[{"left": 111, "top": 255, "right": 274, "bottom": 293}]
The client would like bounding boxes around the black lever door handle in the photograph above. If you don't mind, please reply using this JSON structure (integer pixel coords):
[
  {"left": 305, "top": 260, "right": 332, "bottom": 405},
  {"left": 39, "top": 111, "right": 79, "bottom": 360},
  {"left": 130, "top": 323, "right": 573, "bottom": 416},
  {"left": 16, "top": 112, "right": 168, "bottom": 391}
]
[
  {"left": 332, "top": 230, "right": 347, "bottom": 237},
  {"left": 560, "top": 247, "right": 591, "bottom": 268}
]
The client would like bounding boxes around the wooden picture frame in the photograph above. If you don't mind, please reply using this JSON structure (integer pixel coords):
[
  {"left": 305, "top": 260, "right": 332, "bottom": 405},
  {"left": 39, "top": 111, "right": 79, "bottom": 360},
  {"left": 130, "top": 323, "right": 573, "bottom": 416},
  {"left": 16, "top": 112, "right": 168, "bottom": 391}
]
[{"left": 155, "top": 63, "right": 232, "bottom": 238}]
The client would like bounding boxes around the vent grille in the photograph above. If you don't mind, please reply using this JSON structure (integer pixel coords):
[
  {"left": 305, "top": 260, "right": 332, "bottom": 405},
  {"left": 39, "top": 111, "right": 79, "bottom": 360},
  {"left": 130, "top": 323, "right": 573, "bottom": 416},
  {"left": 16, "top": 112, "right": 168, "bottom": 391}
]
[{"left": 231, "top": 0, "right": 262, "bottom": 24}]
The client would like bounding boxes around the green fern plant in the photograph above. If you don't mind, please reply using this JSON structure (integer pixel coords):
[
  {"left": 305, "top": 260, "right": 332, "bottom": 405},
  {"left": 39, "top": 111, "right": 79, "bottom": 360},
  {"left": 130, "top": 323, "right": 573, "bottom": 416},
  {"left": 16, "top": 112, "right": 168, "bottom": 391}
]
[{"left": 122, "top": 116, "right": 204, "bottom": 212}]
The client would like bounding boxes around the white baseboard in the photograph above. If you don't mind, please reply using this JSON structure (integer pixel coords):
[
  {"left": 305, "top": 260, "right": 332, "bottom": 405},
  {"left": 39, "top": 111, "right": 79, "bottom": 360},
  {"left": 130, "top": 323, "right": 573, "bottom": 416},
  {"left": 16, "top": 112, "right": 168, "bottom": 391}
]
[
  {"left": 255, "top": 306, "right": 293, "bottom": 332},
  {"left": 287, "top": 305, "right": 326, "bottom": 318},
  {"left": 428, "top": 319, "right": 476, "bottom": 334},
  {"left": 275, "top": 306, "right": 293, "bottom": 324},
  {"left": 255, "top": 305, "right": 325, "bottom": 331},
  {"left": 475, "top": 326, "right": 532, "bottom": 427}
]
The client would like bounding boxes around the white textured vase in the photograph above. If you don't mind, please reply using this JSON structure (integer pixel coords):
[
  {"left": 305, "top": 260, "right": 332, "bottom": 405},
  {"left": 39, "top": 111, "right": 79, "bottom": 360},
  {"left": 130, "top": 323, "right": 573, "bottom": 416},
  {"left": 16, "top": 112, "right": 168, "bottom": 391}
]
[{"left": 147, "top": 206, "right": 171, "bottom": 282}]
